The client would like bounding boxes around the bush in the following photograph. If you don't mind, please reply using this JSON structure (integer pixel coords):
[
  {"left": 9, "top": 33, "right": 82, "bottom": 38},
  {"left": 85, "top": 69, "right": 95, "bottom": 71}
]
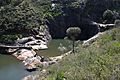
[
  {"left": 114, "top": 19, "right": 120, "bottom": 27},
  {"left": 0, "top": 34, "right": 20, "bottom": 44},
  {"left": 103, "top": 9, "right": 114, "bottom": 23},
  {"left": 0, "top": 0, "right": 53, "bottom": 36},
  {"left": 56, "top": 71, "right": 66, "bottom": 80}
]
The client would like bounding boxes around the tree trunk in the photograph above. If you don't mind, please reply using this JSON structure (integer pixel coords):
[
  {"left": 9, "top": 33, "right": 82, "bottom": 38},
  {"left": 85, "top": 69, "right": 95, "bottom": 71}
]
[{"left": 72, "top": 40, "right": 75, "bottom": 54}]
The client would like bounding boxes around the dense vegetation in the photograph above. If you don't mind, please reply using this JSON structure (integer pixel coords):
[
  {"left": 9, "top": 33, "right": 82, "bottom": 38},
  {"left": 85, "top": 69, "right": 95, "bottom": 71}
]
[
  {"left": 0, "top": 0, "right": 51, "bottom": 33},
  {"left": 0, "top": 0, "right": 52, "bottom": 43}
]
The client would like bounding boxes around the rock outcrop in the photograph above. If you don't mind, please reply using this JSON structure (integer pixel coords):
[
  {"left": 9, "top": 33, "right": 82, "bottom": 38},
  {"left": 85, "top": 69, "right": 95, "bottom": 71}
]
[{"left": 16, "top": 36, "right": 48, "bottom": 50}]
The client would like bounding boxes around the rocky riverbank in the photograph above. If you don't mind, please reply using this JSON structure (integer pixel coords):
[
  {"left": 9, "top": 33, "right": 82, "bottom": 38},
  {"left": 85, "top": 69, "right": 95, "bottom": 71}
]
[
  {"left": 9, "top": 33, "right": 51, "bottom": 70},
  {"left": 0, "top": 26, "right": 53, "bottom": 71},
  {"left": 1, "top": 33, "right": 71, "bottom": 71},
  {"left": 1, "top": 22, "right": 115, "bottom": 71},
  {"left": 22, "top": 50, "right": 72, "bottom": 80}
]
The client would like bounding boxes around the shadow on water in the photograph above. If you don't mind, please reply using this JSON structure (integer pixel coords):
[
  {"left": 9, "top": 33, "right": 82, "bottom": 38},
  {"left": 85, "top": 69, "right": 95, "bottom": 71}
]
[{"left": 0, "top": 48, "right": 10, "bottom": 55}]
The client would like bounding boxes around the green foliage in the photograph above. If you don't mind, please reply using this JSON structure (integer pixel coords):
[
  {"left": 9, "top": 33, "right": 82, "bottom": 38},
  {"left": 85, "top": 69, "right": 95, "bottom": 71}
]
[
  {"left": 0, "top": 0, "right": 62, "bottom": 37},
  {"left": 66, "top": 27, "right": 81, "bottom": 40},
  {"left": 102, "top": 9, "right": 120, "bottom": 23},
  {"left": 0, "top": 0, "right": 42, "bottom": 34},
  {"left": 10, "top": 0, "right": 23, "bottom": 6},
  {"left": 0, "top": 0, "right": 11, "bottom": 6},
  {"left": 103, "top": 9, "right": 114, "bottom": 21},
  {"left": 0, "top": 34, "right": 19, "bottom": 43},
  {"left": 32, "top": 0, "right": 61, "bottom": 20},
  {"left": 56, "top": 71, "right": 66, "bottom": 80},
  {"left": 66, "top": 27, "right": 81, "bottom": 53},
  {"left": 40, "top": 28, "right": 120, "bottom": 80},
  {"left": 98, "top": 28, "right": 120, "bottom": 45},
  {"left": 0, "top": 0, "right": 60, "bottom": 44},
  {"left": 114, "top": 19, "right": 120, "bottom": 27}
]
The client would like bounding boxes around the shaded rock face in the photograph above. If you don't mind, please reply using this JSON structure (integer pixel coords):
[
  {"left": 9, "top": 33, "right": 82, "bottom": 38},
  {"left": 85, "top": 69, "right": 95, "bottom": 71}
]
[
  {"left": 47, "top": 16, "right": 99, "bottom": 40},
  {"left": 47, "top": 0, "right": 118, "bottom": 40},
  {"left": 83, "top": 0, "right": 114, "bottom": 21}
]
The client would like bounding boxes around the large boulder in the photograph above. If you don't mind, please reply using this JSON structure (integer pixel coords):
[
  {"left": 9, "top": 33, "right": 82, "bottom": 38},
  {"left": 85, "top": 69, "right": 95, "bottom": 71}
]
[
  {"left": 13, "top": 49, "right": 36, "bottom": 60},
  {"left": 16, "top": 37, "right": 35, "bottom": 45}
]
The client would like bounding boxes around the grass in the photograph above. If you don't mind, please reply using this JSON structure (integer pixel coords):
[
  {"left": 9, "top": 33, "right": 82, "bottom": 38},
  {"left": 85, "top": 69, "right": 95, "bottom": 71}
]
[{"left": 37, "top": 27, "right": 120, "bottom": 80}]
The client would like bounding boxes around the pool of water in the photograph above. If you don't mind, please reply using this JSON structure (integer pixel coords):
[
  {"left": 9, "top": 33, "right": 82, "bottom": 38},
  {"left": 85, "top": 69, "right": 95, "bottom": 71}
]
[
  {"left": 36, "top": 39, "right": 70, "bottom": 57},
  {"left": 0, "top": 54, "right": 34, "bottom": 80},
  {"left": 0, "top": 39, "right": 70, "bottom": 80},
  {"left": 36, "top": 39, "right": 71, "bottom": 57}
]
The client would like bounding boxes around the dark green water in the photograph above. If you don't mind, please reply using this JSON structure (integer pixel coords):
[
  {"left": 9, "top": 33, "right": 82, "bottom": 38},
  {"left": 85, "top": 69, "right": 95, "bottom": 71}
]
[
  {"left": 37, "top": 39, "right": 70, "bottom": 57},
  {"left": 0, "top": 39, "right": 70, "bottom": 80},
  {"left": 0, "top": 54, "right": 33, "bottom": 80}
]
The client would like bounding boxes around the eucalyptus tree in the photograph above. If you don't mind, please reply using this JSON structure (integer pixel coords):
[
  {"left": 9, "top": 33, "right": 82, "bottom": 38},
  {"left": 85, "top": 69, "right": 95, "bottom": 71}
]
[{"left": 66, "top": 27, "right": 81, "bottom": 53}]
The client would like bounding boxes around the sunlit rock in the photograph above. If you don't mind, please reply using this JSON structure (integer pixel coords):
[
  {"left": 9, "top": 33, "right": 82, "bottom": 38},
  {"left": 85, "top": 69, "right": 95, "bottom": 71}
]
[{"left": 13, "top": 49, "right": 36, "bottom": 61}]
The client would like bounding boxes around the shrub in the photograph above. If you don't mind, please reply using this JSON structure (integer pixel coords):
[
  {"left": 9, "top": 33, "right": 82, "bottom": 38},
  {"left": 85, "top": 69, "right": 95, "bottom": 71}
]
[
  {"left": 103, "top": 9, "right": 114, "bottom": 23},
  {"left": 56, "top": 71, "right": 66, "bottom": 80},
  {"left": 0, "top": 34, "right": 20, "bottom": 44},
  {"left": 114, "top": 19, "right": 120, "bottom": 27}
]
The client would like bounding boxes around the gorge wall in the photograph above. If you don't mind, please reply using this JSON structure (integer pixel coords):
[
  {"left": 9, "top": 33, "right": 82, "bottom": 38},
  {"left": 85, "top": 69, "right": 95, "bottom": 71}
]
[
  {"left": 46, "top": 0, "right": 120, "bottom": 40},
  {"left": 0, "top": 0, "right": 119, "bottom": 41}
]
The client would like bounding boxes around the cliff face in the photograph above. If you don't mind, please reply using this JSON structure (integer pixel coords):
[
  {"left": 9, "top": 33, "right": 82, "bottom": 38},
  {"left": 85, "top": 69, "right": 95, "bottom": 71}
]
[
  {"left": 47, "top": 17, "right": 99, "bottom": 40},
  {"left": 47, "top": 0, "right": 120, "bottom": 40}
]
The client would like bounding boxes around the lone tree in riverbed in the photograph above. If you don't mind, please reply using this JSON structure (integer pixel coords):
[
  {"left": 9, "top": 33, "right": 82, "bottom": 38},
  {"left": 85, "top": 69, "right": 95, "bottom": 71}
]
[{"left": 66, "top": 27, "right": 81, "bottom": 53}]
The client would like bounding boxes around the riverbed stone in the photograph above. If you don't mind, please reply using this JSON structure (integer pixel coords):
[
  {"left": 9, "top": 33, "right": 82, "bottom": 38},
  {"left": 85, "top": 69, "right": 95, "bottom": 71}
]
[{"left": 14, "top": 49, "right": 36, "bottom": 60}]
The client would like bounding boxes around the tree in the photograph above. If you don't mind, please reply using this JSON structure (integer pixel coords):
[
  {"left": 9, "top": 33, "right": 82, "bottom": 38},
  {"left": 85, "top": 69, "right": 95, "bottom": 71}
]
[
  {"left": 0, "top": 0, "right": 43, "bottom": 35},
  {"left": 103, "top": 9, "right": 114, "bottom": 23},
  {"left": 66, "top": 27, "right": 81, "bottom": 53}
]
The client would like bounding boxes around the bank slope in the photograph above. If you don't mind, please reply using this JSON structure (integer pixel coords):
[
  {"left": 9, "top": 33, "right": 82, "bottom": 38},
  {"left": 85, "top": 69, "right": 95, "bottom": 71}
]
[{"left": 38, "top": 27, "right": 120, "bottom": 80}]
